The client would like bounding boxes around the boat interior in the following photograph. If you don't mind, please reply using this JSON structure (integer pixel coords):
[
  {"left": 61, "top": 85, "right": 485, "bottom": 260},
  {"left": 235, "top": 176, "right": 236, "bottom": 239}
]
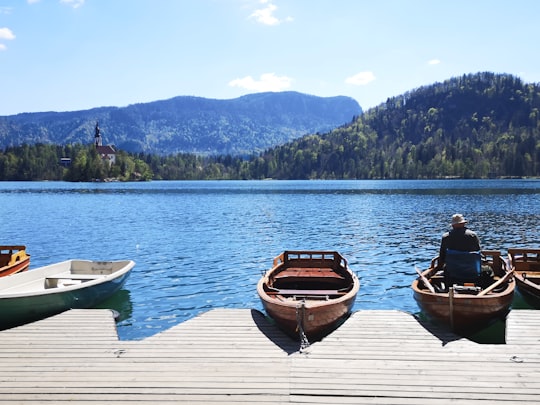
[
  {"left": 0, "top": 256, "right": 10, "bottom": 268},
  {"left": 267, "top": 267, "right": 351, "bottom": 299},
  {"left": 264, "top": 252, "right": 354, "bottom": 300},
  {"left": 508, "top": 248, "right": 540, "bottom": 284},
  {"left": 420, "top": 250, "right": 511, "bottom": 295},
  {"left": 0, "top": 246, "right": 28, "bottom": 268},
  {"left": 423, "top": 271, "right": 506, "bottom": 294}
]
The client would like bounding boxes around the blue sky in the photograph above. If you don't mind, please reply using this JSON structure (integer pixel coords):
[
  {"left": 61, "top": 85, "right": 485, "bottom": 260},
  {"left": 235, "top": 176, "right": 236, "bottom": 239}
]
[{"left": 1, "top": 0, "right": 539, "bottom": 116}]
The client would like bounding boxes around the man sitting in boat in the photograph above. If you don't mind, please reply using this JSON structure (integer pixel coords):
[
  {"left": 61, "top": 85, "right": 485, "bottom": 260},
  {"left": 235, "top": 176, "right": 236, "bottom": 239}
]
[{"left": 438, "top": 214, "right": 482, "bottom": 288}]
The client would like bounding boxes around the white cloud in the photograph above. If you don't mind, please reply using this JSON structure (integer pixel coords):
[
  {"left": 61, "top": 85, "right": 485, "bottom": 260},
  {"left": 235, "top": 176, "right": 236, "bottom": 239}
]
[
  {"left": 0, "top": 6, "right": 13, "bottom": 14},
  {"left": 0, "top": 27, "right": 15, "bottom": 40},
  {"left": 229, "top": 73, "right": 293, "bottom": 92},
  {"left": 345, "top": 71, "right": 376, "bottom": 86},
  {"left": 60, "top": 0, "right": 85, "bottom": 8},
  {"left": 28, "top": 0, "right": 84, "bottom": 7},
  {"left": 428, "top": 59, "right": 441, "bottom": 65},
  {"left": 0, "top": 27, "right": 15, "bottom": 49},
  {"left": 249, "top": 1, "right": 293, "bottom": 26}
]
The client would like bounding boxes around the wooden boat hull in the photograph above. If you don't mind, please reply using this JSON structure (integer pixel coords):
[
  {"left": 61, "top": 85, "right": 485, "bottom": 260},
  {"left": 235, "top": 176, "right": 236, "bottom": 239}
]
[
  {"left": 412, "top": 250, "right": 514, "bottom": 334},
  {"left": 508, "top": 248, "right": 540, "bottom": 308},
  {"left": 412, "top": 285, "right": 514, "bottom": 332},
  {"left": 0, "top": 246, "right": 30, "bottom": 277},
  {"left": 0, "top": 259, "right": 134, "bottom": 329},
  {"left": 260, "top": 292, "right": 357, "bottom": 340},
  {"left": 515, "top": 278, "right": 540, "bottom": 308},
  {"left": 257, "top": 251, "right": 359, "bottom": 341}
]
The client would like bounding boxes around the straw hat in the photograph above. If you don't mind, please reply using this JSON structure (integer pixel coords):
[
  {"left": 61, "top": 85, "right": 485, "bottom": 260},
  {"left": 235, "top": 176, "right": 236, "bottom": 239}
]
[{"left": 451, "top": 213, "right": 467, "bottom": 226}]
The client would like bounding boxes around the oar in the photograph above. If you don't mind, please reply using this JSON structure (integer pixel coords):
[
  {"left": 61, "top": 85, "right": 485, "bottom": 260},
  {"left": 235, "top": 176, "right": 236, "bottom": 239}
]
[
  {"left": 415, "top": 265, "right": 436, "bottom": 293},
  {"left": 477, "top": 269, "right": 514, "bottom": 297}
]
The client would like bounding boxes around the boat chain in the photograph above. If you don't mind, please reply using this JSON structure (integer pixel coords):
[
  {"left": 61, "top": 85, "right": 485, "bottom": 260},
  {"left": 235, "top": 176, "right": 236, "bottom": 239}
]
[{"left": 296, "top": 300, "right": 310, "bottom": 352}]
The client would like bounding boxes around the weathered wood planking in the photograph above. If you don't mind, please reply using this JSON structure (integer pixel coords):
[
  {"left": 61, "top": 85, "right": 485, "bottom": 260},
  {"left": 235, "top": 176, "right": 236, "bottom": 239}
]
[
  {"left": 0, "top": 308, "right": 293, "bottom": 404},
  {"left": 0, "top": 308, "right": 540, "bottom": 404},
  {"left": 290, "top": 310, "right": 540, "bottom": 404},
  {"left": 506, "top": 309, "right": 540, "bottom": 345}
]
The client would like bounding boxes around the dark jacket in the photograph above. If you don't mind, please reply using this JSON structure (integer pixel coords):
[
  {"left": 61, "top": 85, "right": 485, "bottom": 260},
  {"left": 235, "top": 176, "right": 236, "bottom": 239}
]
[{"left": 439, "top": 227, "right": 481, "bottom": 266}]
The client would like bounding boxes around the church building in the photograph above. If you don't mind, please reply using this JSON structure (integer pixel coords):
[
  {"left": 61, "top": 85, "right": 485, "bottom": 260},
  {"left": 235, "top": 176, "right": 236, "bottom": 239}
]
[{"left": 94, "top": 121, "right": 116, "bottom": 165}]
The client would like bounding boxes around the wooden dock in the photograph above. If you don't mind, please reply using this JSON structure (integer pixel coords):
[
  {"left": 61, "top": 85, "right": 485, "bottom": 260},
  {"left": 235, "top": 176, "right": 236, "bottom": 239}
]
[{"left": 1, "top": 308, "right": 540, "bottom": 404}]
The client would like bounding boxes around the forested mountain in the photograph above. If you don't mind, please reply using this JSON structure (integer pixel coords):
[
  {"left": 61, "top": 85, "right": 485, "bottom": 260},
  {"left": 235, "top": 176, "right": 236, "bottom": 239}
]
[
  {"left": 0, "top": 92, "right": 361, "bottom": 155},
  {"left": 1, "top": 72, "right": 539, "bottom": 181},
  {"left": 253, "top": 72, "right": 540, "bottom": 179}
]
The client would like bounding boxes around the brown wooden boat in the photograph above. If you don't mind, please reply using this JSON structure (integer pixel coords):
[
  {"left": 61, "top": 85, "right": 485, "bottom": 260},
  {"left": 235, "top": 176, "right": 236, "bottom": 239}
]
[
  {"left": 508, "top": 248, "right": 540, "bottom": 308},
  {"left": 412, "top": 250, "right": 515, "bottom": 334},
  {"left": 0, "top": 246, "right": 30, "bottom": 277},
  {"left": 257, "top": 250, "right": 359, "bottom": 344}
]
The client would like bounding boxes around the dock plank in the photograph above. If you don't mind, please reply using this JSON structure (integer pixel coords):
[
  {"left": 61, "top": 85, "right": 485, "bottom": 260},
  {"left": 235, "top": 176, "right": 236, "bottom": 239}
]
[
  {"left": 506, "top": 309, "right": 540, "bottom": 345},
  {"left": 1, "top": 308, "right": 540, "bottom": 404},
  {"left": 289, "top": 310, "right": 540, "bottom": 404},
  {"left": 0, "top": 308, "right": 293, "bottom": 404}
]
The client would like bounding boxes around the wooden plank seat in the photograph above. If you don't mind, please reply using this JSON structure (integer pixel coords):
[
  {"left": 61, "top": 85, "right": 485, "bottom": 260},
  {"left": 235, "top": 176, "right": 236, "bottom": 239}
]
[
  {"left": 266, "top": 288, "right": 347, "bottom": 296},
  {"left": 274, "top": 267, "right": 345, "bottom": 280}
]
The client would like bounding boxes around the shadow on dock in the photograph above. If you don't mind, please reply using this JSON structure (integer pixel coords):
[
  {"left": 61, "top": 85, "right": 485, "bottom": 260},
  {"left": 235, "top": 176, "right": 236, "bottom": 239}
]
[
  {"left": 412, "top": 313, "right": 465, "bottom": 346},
  {"left": 250, "top": 309, "right": 300, "bottom": 354}
]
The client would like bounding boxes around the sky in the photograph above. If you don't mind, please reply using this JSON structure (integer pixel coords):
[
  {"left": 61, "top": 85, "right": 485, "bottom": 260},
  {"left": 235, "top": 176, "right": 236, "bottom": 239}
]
[{"left": 1, "top": 0, "right": 540, "bottom": 116}]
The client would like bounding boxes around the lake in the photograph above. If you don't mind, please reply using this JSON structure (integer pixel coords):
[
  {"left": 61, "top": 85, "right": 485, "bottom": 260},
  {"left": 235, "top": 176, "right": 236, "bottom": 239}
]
[{"left": 0, "top": 179, "right": 538, "bottom": 340}]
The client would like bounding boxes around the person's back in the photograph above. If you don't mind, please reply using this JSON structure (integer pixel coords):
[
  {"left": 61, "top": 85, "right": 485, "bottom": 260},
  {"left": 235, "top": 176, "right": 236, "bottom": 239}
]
[{"left": 439, "top": 214, "right": 481, "bottom": 285}]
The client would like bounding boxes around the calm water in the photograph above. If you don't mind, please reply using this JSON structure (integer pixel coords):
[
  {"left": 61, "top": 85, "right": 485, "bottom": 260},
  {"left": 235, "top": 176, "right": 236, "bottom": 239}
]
[{"left": 0, "top": 179, "right": 539, "bottom": 340}]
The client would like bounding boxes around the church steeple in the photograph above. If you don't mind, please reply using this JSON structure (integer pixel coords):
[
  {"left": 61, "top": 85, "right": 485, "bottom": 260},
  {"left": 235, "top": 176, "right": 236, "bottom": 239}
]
[
  {"left": 92, "top": 121, "right": 117, "bottom": 166},
  {"left": 94, "top": 121, "right": 102, "bottom": 147}
]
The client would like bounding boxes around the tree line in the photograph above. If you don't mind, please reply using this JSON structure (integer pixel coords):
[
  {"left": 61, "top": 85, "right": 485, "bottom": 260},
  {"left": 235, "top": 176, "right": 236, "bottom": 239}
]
[
  {"left": 1, "top": 72, "right": 539, "bottom": 181},
  {"left": 0, "top": 144, "right": 153, "bottom": 182}
]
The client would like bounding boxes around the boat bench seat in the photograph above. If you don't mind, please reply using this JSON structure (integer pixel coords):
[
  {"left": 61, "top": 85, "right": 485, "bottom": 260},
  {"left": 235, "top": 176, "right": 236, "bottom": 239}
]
[
  {"left": 275, "top": 267, "right": 345, "bottom": 279},
  {"left": 44, "top": 274, "right": 101, "bottom": 288},
  {"left": 268, "top": 288, "right": 347, "bottom": 296}
]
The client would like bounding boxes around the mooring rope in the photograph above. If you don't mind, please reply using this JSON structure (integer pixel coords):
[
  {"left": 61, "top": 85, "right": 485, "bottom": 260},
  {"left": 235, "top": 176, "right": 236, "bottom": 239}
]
[{"left": 295, "top": 300, "right": 310, "bottom": 352}]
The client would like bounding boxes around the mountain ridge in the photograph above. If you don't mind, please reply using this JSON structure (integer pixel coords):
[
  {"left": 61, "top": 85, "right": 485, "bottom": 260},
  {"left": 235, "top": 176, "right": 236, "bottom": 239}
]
[
  {"left": 1, "top": 72, "right": 539, "bottom": 180},
  {"left": 0, "top": 92, "right": 362, "bottom": 156}
]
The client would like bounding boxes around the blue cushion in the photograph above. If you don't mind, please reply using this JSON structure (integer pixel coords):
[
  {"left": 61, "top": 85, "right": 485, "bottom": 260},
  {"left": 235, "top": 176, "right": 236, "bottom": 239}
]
[{"left": 445, "top": 249, "right": 481, "bottom": 280}]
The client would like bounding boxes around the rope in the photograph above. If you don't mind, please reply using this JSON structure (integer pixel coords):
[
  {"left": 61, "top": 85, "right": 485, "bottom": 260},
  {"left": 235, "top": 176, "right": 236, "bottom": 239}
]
[{"left": 295, "top": 300, "right": 310, "bottom": 352}]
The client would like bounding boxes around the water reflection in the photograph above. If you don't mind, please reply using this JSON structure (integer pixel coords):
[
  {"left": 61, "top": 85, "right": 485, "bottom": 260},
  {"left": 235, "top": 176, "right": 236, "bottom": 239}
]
[{"left": 95, "top": 289, "right": 133, "bottom": 323}]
